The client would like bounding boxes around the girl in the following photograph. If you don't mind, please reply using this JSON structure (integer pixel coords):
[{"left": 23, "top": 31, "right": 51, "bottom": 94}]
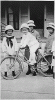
[
  {"left": 2, "top": 25, "right": 18, "bottom": 77},
  {"left": 19, "top": 23, "right": 39, "bottom": 76}
]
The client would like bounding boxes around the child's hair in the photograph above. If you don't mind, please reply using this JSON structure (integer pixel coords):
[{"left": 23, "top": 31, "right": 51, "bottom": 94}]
[
  {"left": 21, "top": 28, "right": 30, "bottom": 32},
  {"left": 5, "top": 30, "right": 13, "bottom": 34}
]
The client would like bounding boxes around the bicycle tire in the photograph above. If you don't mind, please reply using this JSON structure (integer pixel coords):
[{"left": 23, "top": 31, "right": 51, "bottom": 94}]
[
  {"left": 1, "top": 56, "right": 22, "bottom": 80},
  {"left": 38, "top": 57, "right": 53, "bottom": 77}
]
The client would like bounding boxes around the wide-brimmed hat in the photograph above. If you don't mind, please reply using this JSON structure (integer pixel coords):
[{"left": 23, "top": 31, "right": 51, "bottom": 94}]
[
  {"left": 47, "top": 22, "right": 55, "bottom": 29},
  {"left": 27, "top": 20, "right": 35, "bottom": 27},
  {"left": 5, "top": 25, "right": 14, "bottom": 31},
  {"left": 20, "top": 23, "right": 29, "bottom": 30}
]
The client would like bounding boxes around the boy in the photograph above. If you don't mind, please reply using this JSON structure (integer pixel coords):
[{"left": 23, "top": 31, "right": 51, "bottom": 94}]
[
  {"left": 2, "top": 25, "right": 18, "bottom": 77},
  {"left": 27, "top": 20, "right": 41, "bottom": 42},
  {"left": 44, "top": 22, "right": 55, "bottom": 74}
]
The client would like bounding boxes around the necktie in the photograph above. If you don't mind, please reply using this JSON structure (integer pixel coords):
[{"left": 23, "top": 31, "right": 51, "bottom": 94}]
[{"left": 6, "top": 36, "right": 14, "bottom": 48}]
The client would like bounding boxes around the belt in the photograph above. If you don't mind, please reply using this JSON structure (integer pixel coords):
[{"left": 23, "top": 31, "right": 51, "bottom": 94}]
[{"left": 53, "top": 56, "right": 55, "bottom": 59}]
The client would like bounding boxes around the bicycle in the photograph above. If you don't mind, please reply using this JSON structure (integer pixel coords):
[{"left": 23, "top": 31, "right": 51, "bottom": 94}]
[{"left": 1, "top": 47, "right": 53, "bottom": 80}]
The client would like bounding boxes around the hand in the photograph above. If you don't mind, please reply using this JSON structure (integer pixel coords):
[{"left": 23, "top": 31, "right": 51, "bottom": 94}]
[
  {"left": 20, "top": 47, "right": 26, "bottom": 49},
  {"left": 4, "top": 51, "right": 9, "bottom": 55}
]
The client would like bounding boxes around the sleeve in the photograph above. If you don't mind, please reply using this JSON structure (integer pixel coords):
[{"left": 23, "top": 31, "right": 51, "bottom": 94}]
[
  {"left": 52, "top": 41, "right": 55, "bottom": 52},
  {"left": 20, "top": 35, "right": 28, "bottom": 48},
  {"left": 14, "top": 37, "right": 18, "bottom": 51},
  {"left": 44, "top": 38, "right": 49, "bottom": 53},
  {"left": 36, "top": 40, "right": 39, "bottom": 50},
  {"left": 36, "top": 31, "right": 41, "bottom": 42},
  {"left": 2, "top": 37, "right": 7, "bottom": 52}
]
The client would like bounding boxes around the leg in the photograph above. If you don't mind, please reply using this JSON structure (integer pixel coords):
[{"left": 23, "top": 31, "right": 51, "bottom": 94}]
[
  {"left": 11, "top": 58, "right": 16, "bottom": 76},
  {"left": 29, "top": 52, "right": 37, "bottom": 76},
  {"left": 24, "top": 46, "right": 31, "bottom": 75},
  {"left": 44, "top": 55, "right": 52, "bottom": 74},
  {"left": 3, "top": 52, "right": 8, "bottom": 77},
  {"left": 26, "top": 65, "right": 31, "bottom": 75}
]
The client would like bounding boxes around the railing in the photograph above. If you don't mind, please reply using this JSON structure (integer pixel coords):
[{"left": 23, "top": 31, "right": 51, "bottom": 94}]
[{"left": 1, "top": 22, "right": 6, "bottom": 40}]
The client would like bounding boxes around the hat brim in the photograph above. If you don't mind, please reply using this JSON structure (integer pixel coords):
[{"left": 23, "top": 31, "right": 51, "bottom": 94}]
[
  {"left": 28, "top": 24, "right": 35, "bottom": 27},
  {"left": 20, "top": 27, "right": 29, "bottom": 30},
  {"left": 47, "top": 26, "right": 55, "bottom": 29}
]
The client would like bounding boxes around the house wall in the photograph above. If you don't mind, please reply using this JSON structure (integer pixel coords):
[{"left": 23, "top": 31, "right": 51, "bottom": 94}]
[
  {"left": 0, "top": 1, "right": 1, "bottom": 39},
  {"left": 1, "top": 1, "right": 54, "bottom": 39}
]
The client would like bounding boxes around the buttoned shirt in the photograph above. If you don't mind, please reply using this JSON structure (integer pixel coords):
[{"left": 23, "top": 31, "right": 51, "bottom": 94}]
[
  {"left": 52, "top": 40, "right": 55, "bottom": 56},
  {"left": 44, "top": 34, "right": 54, "bottom": 54}
]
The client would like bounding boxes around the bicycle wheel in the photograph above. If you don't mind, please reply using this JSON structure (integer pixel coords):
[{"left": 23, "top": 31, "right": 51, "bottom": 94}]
[
  {"left": 1, "top": 56, "right": 22, "bottom": 80},
  {"left": 37, "top": 54, "right": 53, "bottom": 77}
]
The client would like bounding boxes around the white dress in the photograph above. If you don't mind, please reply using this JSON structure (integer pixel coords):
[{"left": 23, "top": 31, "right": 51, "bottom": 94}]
[
  {"left": 2, "top": 36, "right": 18, "bottom": 71},
  {"left": 20, "top": 32, "right": 39, "bottom": 65}
]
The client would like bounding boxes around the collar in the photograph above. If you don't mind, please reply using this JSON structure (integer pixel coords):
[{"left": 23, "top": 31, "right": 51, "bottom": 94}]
[{"left": 31, "top": 29, "right": 34, "bottom": 33}]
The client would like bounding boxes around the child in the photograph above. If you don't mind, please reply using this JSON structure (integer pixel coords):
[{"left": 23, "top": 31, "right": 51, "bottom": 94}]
[
  {"left": 19, "top": 23, "right": 39, "bottom": 76},
  {"left": 51, "top": 39, "right": 55, "bottom": 76},
  {"left": 44, "top": 22, "right": 55, "bottom": 74},
  {"left": 2, "top": 25, "right": 18, "bottom": 77},
  {"left": 52, "top": 40, "right": 55, "bottom": 64}
]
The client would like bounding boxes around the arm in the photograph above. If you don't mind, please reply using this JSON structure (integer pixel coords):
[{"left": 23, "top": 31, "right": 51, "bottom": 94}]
[
  {"left": 52, "top": 40, "right": 55, "bottom": 52},
  {"left": 14, "top": 37, "right": 18, "bottom": 52},
  {"left": 36, "top": 31, "right": 41, "bottom": 42},
  {"left": 2, "top": 37, "right": 7, "bottom": 52},
  {"left": 20, "top": 35, "right": 28, "bottom": 48}
]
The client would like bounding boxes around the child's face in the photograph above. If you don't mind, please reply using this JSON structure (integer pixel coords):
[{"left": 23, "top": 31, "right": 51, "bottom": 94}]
[
  {"left": 7, "top": 29, "right": 13, "bottom": 36},
  {"left": 21, "top": 27, "right": 28, "bottom": 35},
  {"left": 48, "top": 28, "right": 54, "bottom": 34},
  {"left": 29, "top": 26, "right": 33, "bottom": 32}
]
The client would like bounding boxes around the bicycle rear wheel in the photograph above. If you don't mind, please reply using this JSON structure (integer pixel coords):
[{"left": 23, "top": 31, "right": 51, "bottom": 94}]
[
  {"left": 37, "top": 54, "right": 53, "bottom": 77},
  {"left": 1, "top": 56, "right": 22, "bottom": 80}
]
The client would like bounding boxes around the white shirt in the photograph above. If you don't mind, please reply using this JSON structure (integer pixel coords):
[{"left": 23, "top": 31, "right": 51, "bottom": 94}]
[
  {"left": 52, "top": 40, "right": 55, "bottom": 56},
  {"left": 20, "top": 32, "right": 39, "bottom": 53},
  {"left": 2, "top": 36, "right": 18, "bottom": 55}
]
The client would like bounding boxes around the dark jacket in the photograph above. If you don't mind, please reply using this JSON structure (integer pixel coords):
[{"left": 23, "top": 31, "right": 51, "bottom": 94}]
[
  {"left": 44, "top": 33, "right": 54, "bottom": 55},
  {"left": 31, "top": 29, "right": 41, "bottom": 42}
]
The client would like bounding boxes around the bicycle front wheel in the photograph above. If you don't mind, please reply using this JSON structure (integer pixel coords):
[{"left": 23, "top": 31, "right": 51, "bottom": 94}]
[
  {"left": 38, "top": 55, "right": 53, "bottom": 77},
  {"left": 1, "top": 56, "right": 22, "bottom": 80}
]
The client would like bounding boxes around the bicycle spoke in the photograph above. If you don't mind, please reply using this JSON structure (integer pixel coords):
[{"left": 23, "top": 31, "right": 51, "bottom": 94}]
[{"left": 1, "top": 56, "right": 22, "bottom": 80}]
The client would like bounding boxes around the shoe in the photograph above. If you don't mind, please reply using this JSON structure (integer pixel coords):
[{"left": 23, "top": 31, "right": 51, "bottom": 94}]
[
  {"left": 44, "top": 66, "right": 51, "bottom": 74},
  {"left": 26, "top": 65, "right": 31, "bottom": 75},
  {"left": 26, "top": 70, "right": 31, "bottom": 75},
  {"left": 50, "top": 67, "right": 53, "bottom": 74},
  {"left": 12, "top": 71, "right": 16, "bottom": 76},
  {"left": 4, "top": 72, "right": 7, "bottom": 77},
  {"left": 33, "top": 72, "right": 36, "bottom": 76},
  {"left": 34, "top": 63, "right": 38, "bottom": 73}
]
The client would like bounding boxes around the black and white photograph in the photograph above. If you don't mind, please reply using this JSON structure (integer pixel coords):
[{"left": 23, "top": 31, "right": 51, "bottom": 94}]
[{"left": 0, "top": 0, "right": 55, "bottom": 99}]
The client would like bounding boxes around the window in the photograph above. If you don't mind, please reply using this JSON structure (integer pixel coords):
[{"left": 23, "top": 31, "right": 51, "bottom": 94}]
[{"left": 7, "top": 6, "right": 19, "bottom": 30}]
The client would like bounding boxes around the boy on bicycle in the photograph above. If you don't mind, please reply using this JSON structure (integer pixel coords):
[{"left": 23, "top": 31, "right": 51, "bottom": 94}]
[
  {"left": 2, "top": 25, "right": 18, "bottom": 77},
  {"left": 19, "top": 23, "right": 39, "bottom": 76}
]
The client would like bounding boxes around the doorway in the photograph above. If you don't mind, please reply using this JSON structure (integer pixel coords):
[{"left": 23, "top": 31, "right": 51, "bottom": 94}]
[{"left": 30, "top": 2, "right": 44, "bottom": 29}]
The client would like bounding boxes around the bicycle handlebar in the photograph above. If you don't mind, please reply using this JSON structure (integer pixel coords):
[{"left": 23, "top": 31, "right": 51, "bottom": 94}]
[{"left": 20, "top": 47, "right": 26, "bottom": 49}]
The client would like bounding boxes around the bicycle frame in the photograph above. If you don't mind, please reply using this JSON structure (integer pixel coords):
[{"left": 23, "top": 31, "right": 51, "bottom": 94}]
[
  {"left": 18, "top": 48, "right": 51, "bottom": 67},
  {"left": 8, "top": 48, "right": 52, "bottom": 70}
]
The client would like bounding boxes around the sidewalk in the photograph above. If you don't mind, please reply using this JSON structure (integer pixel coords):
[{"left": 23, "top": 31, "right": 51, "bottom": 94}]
[{"left": 1, "top": 68, "right": 54, "bottom": 99}]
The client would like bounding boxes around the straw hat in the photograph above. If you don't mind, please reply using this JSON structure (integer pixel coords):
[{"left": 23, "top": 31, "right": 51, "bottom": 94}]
[
  {"left": 47, "top": 22, "right": 55, "bottom": 29},
  {"left": 5, "top": 25, "right": 14, "bottom": 31},
  {"left": 20, "top": 23, "right": 29, "bottom": 30},
  {"left": 27, "top": 20, "right": 35, "bottom": 27}
]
